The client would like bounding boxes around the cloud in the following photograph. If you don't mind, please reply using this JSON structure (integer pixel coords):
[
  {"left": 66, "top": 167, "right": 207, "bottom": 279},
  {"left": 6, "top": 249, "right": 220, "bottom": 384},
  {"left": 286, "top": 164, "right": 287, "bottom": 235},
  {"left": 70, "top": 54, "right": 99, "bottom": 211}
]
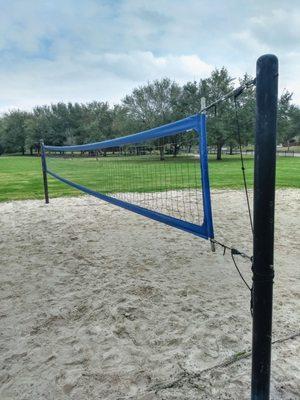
[
  {"left": 233, "top": 7, "right": 300, "bottom": 54},
  {"left": 232, "top": 6, "right": 300, "bottom": 103},
  {"left": 0, "top": 0, "right": 300, "bottom": 112},
  {"left": 250, "top": 9, "right": 300, "bottom": 51},
  {"left": 84, "top": 51, "right": 213, "bottom": 81},
  {"left": 0, "top": 51, "right": 213, "bottom": 113}
]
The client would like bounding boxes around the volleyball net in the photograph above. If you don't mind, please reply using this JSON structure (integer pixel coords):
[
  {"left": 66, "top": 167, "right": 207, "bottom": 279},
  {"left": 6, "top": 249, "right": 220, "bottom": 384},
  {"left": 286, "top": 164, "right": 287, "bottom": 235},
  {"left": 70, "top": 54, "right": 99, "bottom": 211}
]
[
  {"left": 41, "top": 55, "right": 280, "bottom": 398},
  {"left": 42, "top": 113, "right": 214, "bottom": 240}
]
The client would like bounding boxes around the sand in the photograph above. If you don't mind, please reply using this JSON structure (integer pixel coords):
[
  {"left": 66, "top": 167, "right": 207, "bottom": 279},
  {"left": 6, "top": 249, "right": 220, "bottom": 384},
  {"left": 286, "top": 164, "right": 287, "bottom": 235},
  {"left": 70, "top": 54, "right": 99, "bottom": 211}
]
[{"left": 0, "top": 189, "right": 299, "bottom": 399}]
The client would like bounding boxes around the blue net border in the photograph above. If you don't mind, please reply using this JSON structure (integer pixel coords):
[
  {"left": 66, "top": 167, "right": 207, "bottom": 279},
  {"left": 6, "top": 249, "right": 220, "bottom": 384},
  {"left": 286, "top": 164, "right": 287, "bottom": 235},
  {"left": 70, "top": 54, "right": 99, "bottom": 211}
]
[{"left": 43, "top": 114, "right": 214, "bottom": 240}]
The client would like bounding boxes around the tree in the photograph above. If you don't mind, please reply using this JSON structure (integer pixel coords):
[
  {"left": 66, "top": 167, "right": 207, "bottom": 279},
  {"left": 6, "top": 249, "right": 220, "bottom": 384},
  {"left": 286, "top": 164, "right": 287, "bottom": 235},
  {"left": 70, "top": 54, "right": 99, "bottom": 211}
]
[
  {"left": 80, "top": 102, "right": 114, "bottom": 143},
  {"left": 277, "top": 91, "right": 294, "bottom": 147},
  {"left": 122, "top": 78, "right": 182, "bottom": 159},
  {"left": 231, "top": 74, "right": 256, "bottom": 152},
  {"left": 286, "top": 106, "right": 300, "bottom": 147},
  {"left": 179, "top": 79, "right": 210, "bottom": 116},
  {"left": 204, "top": 68, "right": 235, "bottom": 160},
  {"left": 0, "top": 110, "right": 29, "bottom": 154},
  {"left": 0, "top": 72, "right": 297, "bottom": 157}
]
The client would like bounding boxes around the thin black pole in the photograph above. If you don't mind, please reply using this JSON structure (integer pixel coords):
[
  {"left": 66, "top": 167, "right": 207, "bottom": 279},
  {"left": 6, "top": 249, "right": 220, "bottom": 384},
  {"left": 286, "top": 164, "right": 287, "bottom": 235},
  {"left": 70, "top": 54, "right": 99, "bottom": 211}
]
[
  {"left": 251, "top": 54, "right": 278, "bottom": 399},
  {"left": 40, "top": 139, "right": 49, "bottom": 204}
]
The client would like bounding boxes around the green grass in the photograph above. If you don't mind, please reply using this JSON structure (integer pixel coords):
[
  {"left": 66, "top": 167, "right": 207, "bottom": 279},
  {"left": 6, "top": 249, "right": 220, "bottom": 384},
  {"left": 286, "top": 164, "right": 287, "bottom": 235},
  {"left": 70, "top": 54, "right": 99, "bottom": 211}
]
[{"left": 0, "top": 154, "right": 299, "bottom": 202}]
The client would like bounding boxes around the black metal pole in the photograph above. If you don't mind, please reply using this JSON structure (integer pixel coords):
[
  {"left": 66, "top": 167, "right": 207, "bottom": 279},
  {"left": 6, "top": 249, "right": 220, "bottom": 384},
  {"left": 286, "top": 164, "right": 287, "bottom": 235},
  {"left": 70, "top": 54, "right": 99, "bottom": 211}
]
[
  {"left": 251, "top": 54, "right": 278, "bottom": 399},
  {"left": 40, "top": 139, "right": 49, "bottom": 204}
]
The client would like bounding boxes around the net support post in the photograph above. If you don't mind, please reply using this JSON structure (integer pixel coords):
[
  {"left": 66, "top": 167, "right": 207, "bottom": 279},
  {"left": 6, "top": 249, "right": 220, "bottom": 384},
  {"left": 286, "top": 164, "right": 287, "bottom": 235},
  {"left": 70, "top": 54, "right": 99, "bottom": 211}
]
[
  {"left": 40, "top": 139, "right": 49, "bottom": 204},
  {"left": 201, "top": 97, "right": 206, "bottom": 113},
  {"left": 199, "top": 113, "right": 214, "bottom": 241},
  {"left": 251, "top": 54, "right": 278, "bottom": 400}
]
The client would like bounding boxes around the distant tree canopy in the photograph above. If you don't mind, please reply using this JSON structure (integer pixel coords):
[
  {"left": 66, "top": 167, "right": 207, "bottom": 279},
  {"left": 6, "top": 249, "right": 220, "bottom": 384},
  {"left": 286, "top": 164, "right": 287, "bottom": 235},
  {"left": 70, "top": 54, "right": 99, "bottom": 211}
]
[{"left": 0, "top": 68, "right": 299, "bottom": 159}]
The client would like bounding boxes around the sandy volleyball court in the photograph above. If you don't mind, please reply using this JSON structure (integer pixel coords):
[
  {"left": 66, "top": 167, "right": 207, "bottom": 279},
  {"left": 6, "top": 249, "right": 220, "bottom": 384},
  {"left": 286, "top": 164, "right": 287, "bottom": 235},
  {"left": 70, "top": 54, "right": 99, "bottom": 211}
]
[{"left": 0, "top": 189, "right": 299, "bottom": 399}]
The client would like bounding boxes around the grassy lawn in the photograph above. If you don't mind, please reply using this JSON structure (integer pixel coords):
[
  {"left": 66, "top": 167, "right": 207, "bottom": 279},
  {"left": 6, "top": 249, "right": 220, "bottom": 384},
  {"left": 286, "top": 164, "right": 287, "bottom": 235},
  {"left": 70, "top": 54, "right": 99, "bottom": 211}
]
[{"left": 0, "top": 154, "right": 299, "bottom": 202}]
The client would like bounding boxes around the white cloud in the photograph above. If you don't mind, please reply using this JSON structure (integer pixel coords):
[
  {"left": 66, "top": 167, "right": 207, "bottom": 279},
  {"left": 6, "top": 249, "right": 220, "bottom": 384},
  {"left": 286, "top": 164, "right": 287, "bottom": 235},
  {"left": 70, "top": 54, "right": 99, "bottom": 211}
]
[
  {"left": 232, "top": 7, "right": 300, "bottom": 104},
  {"left": 0, "top": 51, "right": 213, "bottom": 113},
  {"left": 279, "top": 52, "right": 300, "bottom": 103},
  {"left": 249, "top": 8, "right": 300, "bottom": 50},
  {"left": 0, "top": 0, "right": 300, "bottom": 112},
  {"left": 88, "top": 51, "right": 213, "bottom": 82}
]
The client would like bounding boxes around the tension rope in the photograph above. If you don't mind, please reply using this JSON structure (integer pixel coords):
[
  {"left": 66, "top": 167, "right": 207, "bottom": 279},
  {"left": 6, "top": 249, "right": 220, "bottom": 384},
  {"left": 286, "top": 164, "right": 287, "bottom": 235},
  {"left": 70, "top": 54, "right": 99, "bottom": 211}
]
[{"left": 204, "top": 79, "right": 256, "bottom": 311}]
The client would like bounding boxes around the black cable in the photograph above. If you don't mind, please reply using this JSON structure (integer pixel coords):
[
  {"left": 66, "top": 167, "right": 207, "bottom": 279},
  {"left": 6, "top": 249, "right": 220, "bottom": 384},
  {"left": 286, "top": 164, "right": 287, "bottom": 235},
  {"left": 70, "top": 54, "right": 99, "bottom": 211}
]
[
  {"left": 211, "top": 240, "right": 253, "bottom": 315},
  {"left": 234, "top": 97, "right": 254, "bottom": 235},
  {"left": 210, "top": 238, "right": 252, "bottom": 261},
  {"left": 204, "top": 81, "right": 256, "bottom": 314},
  {"left": 231, "top": 250, "right": 251, "bottom": 292},
  {"left": 200, "top": 79, "right": 256, "bottom": 114}
]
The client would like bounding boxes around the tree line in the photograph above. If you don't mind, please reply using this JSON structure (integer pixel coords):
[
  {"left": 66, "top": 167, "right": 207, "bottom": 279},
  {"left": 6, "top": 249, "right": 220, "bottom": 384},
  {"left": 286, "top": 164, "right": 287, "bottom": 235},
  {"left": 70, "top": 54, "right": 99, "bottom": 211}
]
[{"left": 0, "top": 68, "right": 299, "bottom": 159}]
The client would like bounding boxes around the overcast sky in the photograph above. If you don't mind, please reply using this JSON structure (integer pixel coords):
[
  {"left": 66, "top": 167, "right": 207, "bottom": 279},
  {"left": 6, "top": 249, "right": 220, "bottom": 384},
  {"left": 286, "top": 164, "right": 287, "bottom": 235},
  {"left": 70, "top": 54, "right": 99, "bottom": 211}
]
[{"left": 0, "top": 0, "right": 299, "bottom": 113}]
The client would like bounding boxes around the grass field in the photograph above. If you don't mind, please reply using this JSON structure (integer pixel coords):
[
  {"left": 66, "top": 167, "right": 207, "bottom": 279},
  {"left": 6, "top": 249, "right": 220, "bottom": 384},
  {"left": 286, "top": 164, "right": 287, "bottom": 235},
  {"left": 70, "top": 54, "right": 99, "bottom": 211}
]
[{"left": 0, "top": 154, "right": 299, "bottom": 202}]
